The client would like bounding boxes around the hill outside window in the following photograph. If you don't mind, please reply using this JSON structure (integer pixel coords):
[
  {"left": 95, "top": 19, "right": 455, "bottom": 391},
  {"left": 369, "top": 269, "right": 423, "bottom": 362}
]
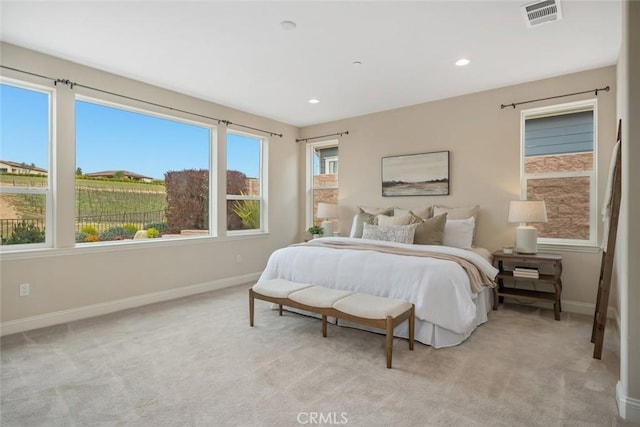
[
  {"left": 0, "top": 79, "right": 53, "bottom": 249},
  {"left": 74, "top": 96, "right": 213, "bottom": 244}
]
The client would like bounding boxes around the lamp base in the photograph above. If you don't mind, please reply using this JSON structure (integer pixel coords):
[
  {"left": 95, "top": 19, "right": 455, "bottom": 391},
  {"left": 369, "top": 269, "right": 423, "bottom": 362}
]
[
  {"left": 515, "top": 226, "right": 538, "bottom": 254},
  {"left": 321, "top": 220, "right": 333, "bottom": 237}
]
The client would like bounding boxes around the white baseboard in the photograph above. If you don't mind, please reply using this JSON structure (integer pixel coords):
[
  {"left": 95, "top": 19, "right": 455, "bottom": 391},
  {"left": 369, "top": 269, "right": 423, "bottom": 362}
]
[
  {"left": 516, "top": 299, "right": 620, "bottom": 330},
  {"left": 0, "top": 272, "right": 262, "bottom": 337},
  {"left": 617, "top": 381, "right": 640, "bottom": 422}
]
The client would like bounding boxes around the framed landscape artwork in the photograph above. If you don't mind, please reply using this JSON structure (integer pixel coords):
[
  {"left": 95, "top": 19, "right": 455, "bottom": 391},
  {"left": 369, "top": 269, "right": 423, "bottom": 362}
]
[{"left": 381, "top": 151, "right": 450, "bottom": 196}]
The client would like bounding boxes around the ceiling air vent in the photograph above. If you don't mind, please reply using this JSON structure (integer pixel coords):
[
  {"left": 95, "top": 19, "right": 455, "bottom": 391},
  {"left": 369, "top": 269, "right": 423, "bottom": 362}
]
[{"left": 522, "top": 0, "right": 562, "bottom": 28}]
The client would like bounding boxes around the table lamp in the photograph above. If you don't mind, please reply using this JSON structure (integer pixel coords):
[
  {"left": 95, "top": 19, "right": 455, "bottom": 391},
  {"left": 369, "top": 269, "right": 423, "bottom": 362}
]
[
  {"left": 316, "top": 203, "right": 338, "bottom": 237},
  {"left": 508, "top": 200, "right": 548, "bottom": 254}
]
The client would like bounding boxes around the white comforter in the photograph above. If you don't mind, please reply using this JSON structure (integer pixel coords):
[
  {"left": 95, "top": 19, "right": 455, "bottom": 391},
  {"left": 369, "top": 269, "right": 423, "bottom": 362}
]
[{"left": 258, "top": 237, "right": 498, "bottom": 335}]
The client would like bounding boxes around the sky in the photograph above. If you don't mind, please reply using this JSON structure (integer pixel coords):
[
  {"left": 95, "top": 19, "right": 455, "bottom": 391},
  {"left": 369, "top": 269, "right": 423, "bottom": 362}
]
[{"left": 0, "top": 83, "right": 260, "bottom": 180}]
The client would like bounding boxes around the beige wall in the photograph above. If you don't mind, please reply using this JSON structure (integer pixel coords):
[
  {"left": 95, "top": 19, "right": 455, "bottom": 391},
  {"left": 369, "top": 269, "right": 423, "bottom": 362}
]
[
  {"left": 299, "top": 66, "right": 617, "bottom": 312},
  {"left": 0, "top": 43, "right": 300, "bottom": 328}
]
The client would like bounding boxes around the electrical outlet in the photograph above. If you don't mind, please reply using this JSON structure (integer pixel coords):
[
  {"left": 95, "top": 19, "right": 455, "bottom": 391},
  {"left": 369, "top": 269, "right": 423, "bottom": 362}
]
[{"left": 19, "top": 283, "right": 30, "bottom": 297}]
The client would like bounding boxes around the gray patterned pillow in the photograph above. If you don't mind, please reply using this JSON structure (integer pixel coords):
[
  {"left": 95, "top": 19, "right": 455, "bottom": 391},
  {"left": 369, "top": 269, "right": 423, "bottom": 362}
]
[{"left": 361, "top": 223, "right": 417, "bottom": 244}]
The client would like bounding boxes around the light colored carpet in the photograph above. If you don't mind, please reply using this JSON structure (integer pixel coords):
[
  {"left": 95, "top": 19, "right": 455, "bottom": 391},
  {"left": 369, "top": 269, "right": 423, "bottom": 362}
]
[{"left": 1, "top": 283, "right": 636, "bottom": 427}]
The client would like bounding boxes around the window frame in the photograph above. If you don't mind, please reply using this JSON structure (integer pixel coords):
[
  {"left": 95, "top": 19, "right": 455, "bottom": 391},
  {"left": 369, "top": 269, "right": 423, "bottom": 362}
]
[
  {"left": 0, "top": 77, "right": 55, "bottom": 251},
  {"left": 225, "top": 129, "right": 267, "bottom": 235},
  {"left": 73, "top": 94, "right": 217, "bottom": 244},
  {"left": 306, "top": 139, "right": 339, "bottom": 229},
  {"left": 520, "top": 99, "right": 598, "bottom": 249}
]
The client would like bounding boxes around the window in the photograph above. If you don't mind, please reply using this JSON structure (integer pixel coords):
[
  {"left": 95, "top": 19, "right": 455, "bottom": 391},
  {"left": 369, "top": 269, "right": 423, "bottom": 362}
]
[
  {"left": 521, "top": 100, "right": 597, "bottom": 246},
  {"left": 307, "top": 141, "right": 339, "bottom": 229},
  {"left": 0, "top": 80, "right": 52, "bottom": 248},
  {"left": 324, "top": 156, "right": 339, "bottom": 174},
  {"left": 75, "top": 97, "right": 213, "bottom": 243},
  {"left": 226, "top": 131, "right": 264, "bottom": 232}
]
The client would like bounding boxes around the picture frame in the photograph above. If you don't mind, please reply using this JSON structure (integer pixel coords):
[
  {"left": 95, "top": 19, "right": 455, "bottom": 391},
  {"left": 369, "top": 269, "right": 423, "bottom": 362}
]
[{"left": 381, "top": 150, "right": 450, "bottom": 196}]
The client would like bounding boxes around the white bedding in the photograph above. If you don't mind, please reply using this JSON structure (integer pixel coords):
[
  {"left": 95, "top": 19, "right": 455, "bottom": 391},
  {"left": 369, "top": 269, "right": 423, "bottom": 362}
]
[{"left": 258, "top": 237, "right": 498, "bottom": 348}]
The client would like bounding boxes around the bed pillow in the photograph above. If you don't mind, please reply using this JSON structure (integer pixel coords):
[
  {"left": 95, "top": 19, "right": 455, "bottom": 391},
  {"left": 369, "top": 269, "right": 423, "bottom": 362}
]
[
  {"left": 433, "top": 205, "right": 479, "bottom": 245},
  {"left": 394, "top": 206, "right": 433, "bottom": 220},
  {"left": 376, "top": 212, "right": 421, "bottom": 227},
  {"left": 359, "top": 206, "right": 393, "bottom": 216},
  {"left": 443, "top": 217, "right": 475, "bottom": 249},
  {"left": 413, "top": 212, "right": 447, "bottom": 245},
  {"left": 349, "top": 211, "right": 376, "bottom": 238},
  {"left": 361, "top": 223, "right": 417, "bottom": 244}
]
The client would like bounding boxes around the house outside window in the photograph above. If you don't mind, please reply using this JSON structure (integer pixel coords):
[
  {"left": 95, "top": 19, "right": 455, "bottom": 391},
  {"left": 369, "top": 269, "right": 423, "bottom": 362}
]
[
  {"left": 520, "top": 99, "right": 597, "bottom": 247},
  {"left": 0, "top": 80, "right": 52, "bottom": 248},
  {"left": 226, "top": 131, "right": 265, "bottom": 233},
  {"left": 307, "top": 140, "right": 338, "bottom": 229}
]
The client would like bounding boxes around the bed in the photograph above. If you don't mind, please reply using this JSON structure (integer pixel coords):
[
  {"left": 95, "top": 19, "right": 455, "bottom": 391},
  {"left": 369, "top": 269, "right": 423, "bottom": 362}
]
[{"left": 257, "top": 235, "right": 498, "bottom": 348}]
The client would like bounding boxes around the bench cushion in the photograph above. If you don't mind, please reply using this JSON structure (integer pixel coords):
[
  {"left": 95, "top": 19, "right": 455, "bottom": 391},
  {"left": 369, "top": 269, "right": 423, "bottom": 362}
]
[
  {"left": 333, "top": 293, "right": 413, "bottom": 320},
  {"left": 288, "top": 286, "right": 353, "bottom": 308},
  {"left": 252, "top": 279, "right": 312, "bottom": 298}
]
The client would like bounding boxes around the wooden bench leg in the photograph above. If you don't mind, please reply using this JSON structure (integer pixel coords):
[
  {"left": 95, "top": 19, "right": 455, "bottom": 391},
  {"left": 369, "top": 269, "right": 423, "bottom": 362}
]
[
  {"left": 409, "top": 306, "right": 415, "bottom": 351},
  {"left": 322, "top": 315, "right": 328, "bottom": 337},
  {"left": 278, "top": 304, "right": 283, "bottom": 316},
  {"left": 249, "top": 289, "right": 255, "bottom": 327},
  {"left": 386, "top": 316, "right": 393, "bottom": 369}
]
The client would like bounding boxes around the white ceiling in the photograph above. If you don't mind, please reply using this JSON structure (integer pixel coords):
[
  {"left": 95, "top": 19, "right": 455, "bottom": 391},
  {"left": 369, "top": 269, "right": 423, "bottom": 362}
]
[{"left": 0, "top": 1, "right": 622, "bottom": 127}]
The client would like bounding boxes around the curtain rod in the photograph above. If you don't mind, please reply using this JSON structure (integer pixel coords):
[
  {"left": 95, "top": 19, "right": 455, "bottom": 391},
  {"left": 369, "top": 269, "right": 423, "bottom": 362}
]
[
  {"left": 0, "top": 64, "right": 283, "bottom": 138},
  {"left": 296, "top": 131, "right": 349, "bottom": 143},
  {"left": 500, "top": 86, "right": 610, "bottom": 110}
]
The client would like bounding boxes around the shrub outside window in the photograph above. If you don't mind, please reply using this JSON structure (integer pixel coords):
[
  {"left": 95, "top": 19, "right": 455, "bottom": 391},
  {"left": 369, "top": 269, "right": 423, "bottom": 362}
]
[
  {"left": 0, "top": 80, "right": 52, "bottom": 248},
  {"left": 226, "top": 131, "right": 264, "bottom": 232},
  {"left": 521, "top": 99, "right": 597, "bottom": 247}
]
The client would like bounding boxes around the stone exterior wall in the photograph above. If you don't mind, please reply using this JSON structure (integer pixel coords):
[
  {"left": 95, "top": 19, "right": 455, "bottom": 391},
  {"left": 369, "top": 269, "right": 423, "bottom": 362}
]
[
  {"left": 525, "top": 152, "right": 592, "bottom": 173},
  {"left": 312, "top": 173, "right": 338, "bottom": 228},
  {"left": 525, "top": 153, "right": 592, "bottom": 240}
]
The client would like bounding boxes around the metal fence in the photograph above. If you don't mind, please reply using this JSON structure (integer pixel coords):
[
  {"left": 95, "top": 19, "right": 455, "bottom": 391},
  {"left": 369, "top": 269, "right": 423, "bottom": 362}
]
[
  {"left": 0, "top": 210, "right": 166, "bottom": 242},
  {"left": 0, "top": 218, "right": 44, "bottom": 243},
  {"left": 76, "top": 210, "right": 166, "bottom": 234}
]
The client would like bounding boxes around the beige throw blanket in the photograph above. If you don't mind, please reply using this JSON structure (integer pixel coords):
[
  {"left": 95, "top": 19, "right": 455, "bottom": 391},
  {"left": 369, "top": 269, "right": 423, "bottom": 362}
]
[{"left": 295, "top": 240, "right": 495, "bottom": 293}]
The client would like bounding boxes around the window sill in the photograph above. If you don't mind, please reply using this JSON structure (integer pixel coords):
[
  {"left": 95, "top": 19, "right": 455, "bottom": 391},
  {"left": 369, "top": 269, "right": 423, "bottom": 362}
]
[
  {"left": 0, "top": 232, "right": 271, "bottom": 261},
  {"left": 537, "top": 242, "right": 601, "bottom": 254}
]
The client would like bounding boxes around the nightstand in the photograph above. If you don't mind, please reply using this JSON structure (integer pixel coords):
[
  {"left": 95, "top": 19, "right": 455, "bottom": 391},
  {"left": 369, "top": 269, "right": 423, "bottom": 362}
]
[{"left": 492, "top": 250, "right": 563, "bottom": 320}]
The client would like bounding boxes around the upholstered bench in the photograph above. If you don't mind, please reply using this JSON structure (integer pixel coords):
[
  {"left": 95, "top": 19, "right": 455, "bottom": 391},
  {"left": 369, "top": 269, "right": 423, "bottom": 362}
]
[{"left": 249, "top": 279, "right": 415, "bottom": 368}]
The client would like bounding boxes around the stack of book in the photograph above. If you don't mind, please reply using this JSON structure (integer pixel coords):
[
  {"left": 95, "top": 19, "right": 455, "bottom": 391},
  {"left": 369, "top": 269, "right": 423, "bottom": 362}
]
[{"left": 513, "top": 266, "right": 539, "bottom": 279}]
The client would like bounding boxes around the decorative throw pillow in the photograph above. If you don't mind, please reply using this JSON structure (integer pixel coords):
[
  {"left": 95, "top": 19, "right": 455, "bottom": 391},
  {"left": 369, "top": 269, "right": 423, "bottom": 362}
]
[
  {"left": 349, "top": 211, "right": 376, "bottom": 238},
  {"left": 413, "top": 212, "right": 447, "bottom": 245},
  {"left": 394, "top": 206, "right": 433, "bottom": 220},
  {"left": 433, "top": 205, "right": 479, "bottom": 245},
  {"left": 361, "top": 223, "right": 417, "bottom": 244},
  {"left": 442, "top": 217, "right": 475, "bottom": 249}
]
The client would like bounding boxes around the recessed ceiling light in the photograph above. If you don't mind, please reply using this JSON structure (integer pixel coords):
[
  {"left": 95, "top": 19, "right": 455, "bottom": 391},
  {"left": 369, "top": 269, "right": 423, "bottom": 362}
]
[
  {"left": 280, "top": 20, "right": 297, "bottom": 30},
  {"left": 308, "top": 98, "right": 320, "bottom": 104},
  {"left": 455, "top": 58, "right": 470, "bottom": 66}
]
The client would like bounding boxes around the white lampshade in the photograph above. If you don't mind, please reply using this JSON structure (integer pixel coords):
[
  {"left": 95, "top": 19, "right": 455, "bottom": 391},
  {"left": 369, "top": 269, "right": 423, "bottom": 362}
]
[
  {"left": 316, "top": 203, "right": 338, "bottom": 219},
  {"left": 508, "top": 200, "right": 548, "bottom": 254},
  {"left": 508, "top": 200, "right": 548, "bottom": 224}
]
